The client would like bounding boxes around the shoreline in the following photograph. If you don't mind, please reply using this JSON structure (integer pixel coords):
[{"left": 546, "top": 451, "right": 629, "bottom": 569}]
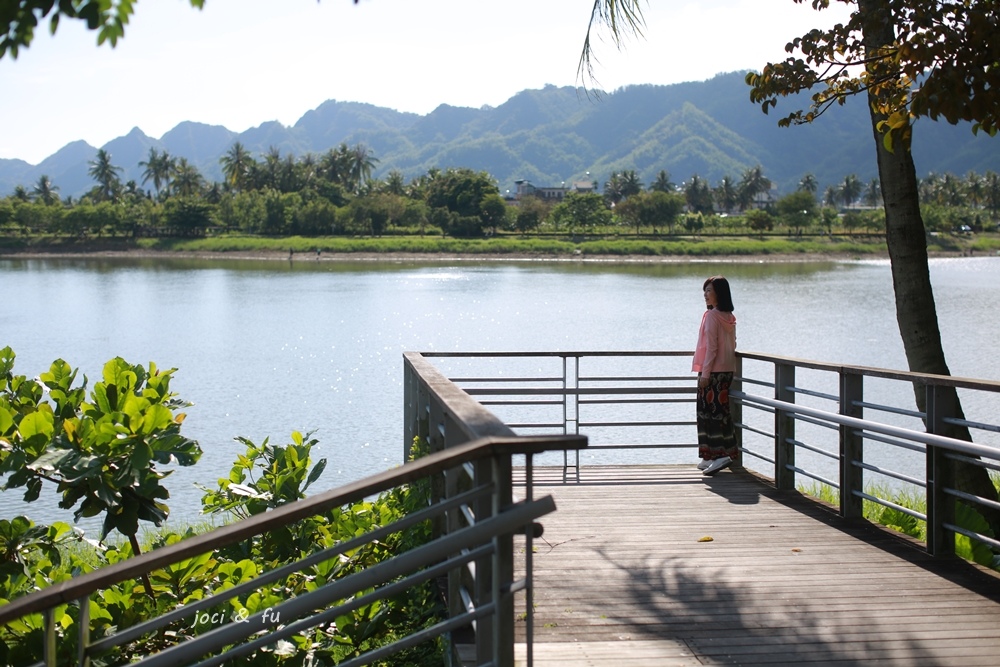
[{"left": 0, "top": 247, "right": 910, "bottom": 264}]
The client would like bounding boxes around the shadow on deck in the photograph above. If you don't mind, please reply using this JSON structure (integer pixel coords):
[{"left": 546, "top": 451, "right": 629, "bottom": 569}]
[{"left": 512, "top": 464, "right": 1000, "bottom": 666}]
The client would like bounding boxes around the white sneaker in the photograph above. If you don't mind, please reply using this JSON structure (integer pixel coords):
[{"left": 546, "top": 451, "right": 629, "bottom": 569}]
[
  {"left": 703, "top": 456, "right": 732, "bottom": 476},
  {"left": 697, "top": 459, "right": 711, "bottom": 470}
]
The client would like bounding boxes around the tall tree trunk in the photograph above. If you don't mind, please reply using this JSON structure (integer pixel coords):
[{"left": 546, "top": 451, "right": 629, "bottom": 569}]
[{"left": 859, "top": 0, "right": 1000, "bottom": 536}]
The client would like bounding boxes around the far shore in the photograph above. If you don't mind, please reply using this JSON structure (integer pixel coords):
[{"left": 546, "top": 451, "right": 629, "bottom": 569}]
[
  {"left": 0, "top": 232, "right": 992, "bottom": 264},
  {"left": 0, "top": 247, "right": 897, "bottom": 264}
]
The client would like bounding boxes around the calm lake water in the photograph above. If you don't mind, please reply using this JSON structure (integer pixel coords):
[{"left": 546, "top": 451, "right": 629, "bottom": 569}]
[{"left": 2, "top": 255, "right": 999, "bottom": 534}]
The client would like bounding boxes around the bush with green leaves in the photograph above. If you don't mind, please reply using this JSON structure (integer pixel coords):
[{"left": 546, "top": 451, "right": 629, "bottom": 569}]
[
  {"left": 0, "top": 347, "right": 202, "bottom": 551},
  {"left": 0, "top": 351, "right": 443, "bottom": 667},
  {"left": 801, "top": 480, "right": 1000, "bottom": 570}
]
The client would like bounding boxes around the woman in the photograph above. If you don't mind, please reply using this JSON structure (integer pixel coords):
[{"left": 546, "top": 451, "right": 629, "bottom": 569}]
[{"left": 691, "top": 276, "right": 738, "bottom": 476}]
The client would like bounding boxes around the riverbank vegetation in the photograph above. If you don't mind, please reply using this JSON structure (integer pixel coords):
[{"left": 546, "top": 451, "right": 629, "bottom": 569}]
[
  {"left": 0, "top": 349, "right": 444, "bottom": 665},
  {"left": 2, "top": 143, "right": 998, "bottom": 258},
  {"left": 800, "top": 480, "right": 1000, "bottom": 571}
]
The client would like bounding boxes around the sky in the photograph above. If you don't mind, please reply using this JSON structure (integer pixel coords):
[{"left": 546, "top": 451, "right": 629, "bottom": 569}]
[{"left": 1, "top": 0, "right": 854, "bottom": 165}]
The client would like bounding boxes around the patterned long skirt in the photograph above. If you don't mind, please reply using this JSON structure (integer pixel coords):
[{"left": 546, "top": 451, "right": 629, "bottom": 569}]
[{"left": 697, "top": 371, "right": 739, "bottom": 461}]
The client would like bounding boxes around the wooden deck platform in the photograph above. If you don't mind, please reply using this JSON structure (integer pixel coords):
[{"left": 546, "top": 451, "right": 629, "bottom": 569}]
[{"left": 511, "top": 465, "right": 1000, "bottom": 666}]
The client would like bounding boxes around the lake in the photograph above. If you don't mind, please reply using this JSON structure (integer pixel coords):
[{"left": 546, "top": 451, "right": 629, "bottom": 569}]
[{"left": 2, "top": 254, "right": 999, "bottom": 534}]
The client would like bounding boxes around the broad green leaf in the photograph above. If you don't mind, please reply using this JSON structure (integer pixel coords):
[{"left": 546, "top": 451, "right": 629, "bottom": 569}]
[
  {"left": 140, "top": 404, "right": 173, "bottom": 435},
  {"left": 18, "top": 410, "right": 54, "bottom": 441},
  {"left": 131, "top": 441, "right": 152, "bottom": 475},
  {"left": 0, "top": 406, "right": 13, "bottom": 434}
]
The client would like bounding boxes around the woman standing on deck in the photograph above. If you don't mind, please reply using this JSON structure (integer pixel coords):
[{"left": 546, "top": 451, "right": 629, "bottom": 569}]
[{"left": 692, "top": 276, "right": 739, "bottom": 476}]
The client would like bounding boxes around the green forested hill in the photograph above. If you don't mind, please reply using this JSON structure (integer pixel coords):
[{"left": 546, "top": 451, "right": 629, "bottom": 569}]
[{"left": 3, "top": 72, "right": 998, "bottom": 198}]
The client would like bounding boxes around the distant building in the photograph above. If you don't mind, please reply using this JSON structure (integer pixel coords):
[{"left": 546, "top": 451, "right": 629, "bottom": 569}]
[
  {"left": 750, "top": 184, "right": 778, "bottom": 210},
  {"left": 509, "top": 179, "right": 596, "bottom": 205}
]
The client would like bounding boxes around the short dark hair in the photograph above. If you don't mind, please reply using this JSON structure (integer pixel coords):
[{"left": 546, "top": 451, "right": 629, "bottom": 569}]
[{"left": 704, "top": 275, "right": 735, "bottom": 312}]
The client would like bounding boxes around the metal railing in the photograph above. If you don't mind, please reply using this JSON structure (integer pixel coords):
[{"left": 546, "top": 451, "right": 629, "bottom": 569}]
[
  {"left": 6, "top": 348, "right": 998, "bottom": 667},
  {"left": 402, "top": 352, "right": 587, "bottom": 666},
  {"left": 736, "top": 351, "right": 1000, "bottom": 559},
  {"left": 409, "top": 351, "right": 696, "bottom": 481},
  {"left": 412, "top": 350, "right": 1000, "bottom": 561},
  {"left": 0, "top": 425, "right": 583, "bottom": 665}
]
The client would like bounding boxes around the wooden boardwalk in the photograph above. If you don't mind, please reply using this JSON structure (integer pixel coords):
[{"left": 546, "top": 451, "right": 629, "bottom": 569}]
[{"left": 511, "top": 465, "right": 1000, "bottom": 666}]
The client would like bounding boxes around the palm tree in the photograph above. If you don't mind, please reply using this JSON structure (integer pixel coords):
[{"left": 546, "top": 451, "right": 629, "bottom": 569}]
[
  {"left": 917, "top": 172, "right": 942, "bottom": 204},
  {"left": 88, "top": 149, "right": 123, "bottom": 202},
  {"left": 840, "top": 174, "right": 862, "bottom": 209},
  {"left": 713, "top": 176, "right": 738, "bottom": 214},
  {"left": 32, "top": 174, "right": 59, "bottom": 205},
  {"left": 984, "top": 171, "right": 1000, "bottom": 219},
  {"left": 121, "top": 180, "right": 144, "bottom": 202},
  {"left": 620, "top": 170, "right": 642, "bottom": 198},
  {"left": 823, "top": 185, "right": 839, "bottom": 208},
  {"left": 262, "top": 146, "right": 283, "bottom": 191},
  {"left": 384, "top": 169, "right": 406, "bottom": 196},
  {"left": 649, "top": 170, "right": 675, "bottom": 193},
  {"left": 684, "top": 175, "right": 714, "bottom": 215},
  {"left": 798, "top": 173, "right": 819, "bottom": 194},
  {"left": 280, "top": 154, "right": 300, "bottom": 193},
  {"left": 348, "top": 143, "right": 379, "bottom": 193},
  {"left": 297, "top": 153, "right": 318, "bottom": 191},
  {"left": 139, "top": 148, "right": 174, "bottom": 199},
  {"left": 220, "top": 142, "right": 255, "bottom": 193},
  {"left": 862, "top": 179, "right": 882, "bottom": 208},
  {"left": 171, "top": 158, "right": 204, "bottom": 197},
  {"left": 939, "top": 173, "right": 963, "bottom": 207},
  {"left": 603, "top": 172, "right": 625, "bottom": 206},
  {"left": 965, "top": 171, "right": 984, "bottom": 209},
  {"left": 320, "top": 144, "right": 351, "bottom": 187},
  {"left": 737, "top": 165, "right": 771, "bottom": 211}
]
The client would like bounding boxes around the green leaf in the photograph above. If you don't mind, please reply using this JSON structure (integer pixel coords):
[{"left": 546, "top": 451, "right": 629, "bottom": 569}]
[
  {"left": 303, "top": 458, "right": 327, "bottom": 493},
  {"left": 18, "top": 410, "right": 54, "bottom": 440},
  {"left": 131, "top": 441, "right": 152, "bottom": 475},
  {"left": 140, "top": 404, "right": 173, "bottom": 435},
  {"left": 0, "top": 406, "right": 14, "bottom": 434}
]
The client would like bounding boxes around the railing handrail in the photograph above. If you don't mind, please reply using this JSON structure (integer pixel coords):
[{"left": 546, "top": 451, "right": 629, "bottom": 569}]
[
  {"left": 0, "top": 433, "right": 586, "bottom": 627},
  {"left": 403, "top": 351, "right": 518, "bottom": 443},
  {"left": 734, "top": 390, "right": 1000, "bottom": 462},
  {"left": 417, "top": 350, "right": 695, "bottom": 358},
  {"left": 420, "top": 348, "right": 1000, "bottom": 392},
  {"left": 738, "top": 350, "right": 1000, "bottom": 392}
]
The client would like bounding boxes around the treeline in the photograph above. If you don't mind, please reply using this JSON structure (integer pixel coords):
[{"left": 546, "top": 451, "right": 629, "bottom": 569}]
[{"left": 3, "top": 143, "right": 999, "bottom": 239}]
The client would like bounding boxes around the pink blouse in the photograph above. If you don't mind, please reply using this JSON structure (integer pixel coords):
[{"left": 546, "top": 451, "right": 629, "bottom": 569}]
[{"left": 691, "top": 308, "right": 737, "bottom": 377}]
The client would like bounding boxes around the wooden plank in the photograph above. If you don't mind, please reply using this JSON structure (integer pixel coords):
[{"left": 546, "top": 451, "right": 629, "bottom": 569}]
[{"left": 513, "top": 465, "right": 1000, "bottom": 666}]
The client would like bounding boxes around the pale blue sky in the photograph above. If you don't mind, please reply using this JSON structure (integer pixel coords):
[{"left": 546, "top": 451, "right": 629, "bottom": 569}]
[{"left": 1, "top": 0, "right": 852, "bottom": 164}]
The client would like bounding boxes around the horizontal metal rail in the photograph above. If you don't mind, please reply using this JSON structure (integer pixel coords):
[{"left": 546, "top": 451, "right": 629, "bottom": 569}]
[
  {"left": 3, "top": 427, "right": 584, "bottom": 667},
  {"left": 735, "top": 391, "right": 1000, "bottom": 461},
  {"left": 416, "top": 350, "right": 1000, "bottom": 568}
]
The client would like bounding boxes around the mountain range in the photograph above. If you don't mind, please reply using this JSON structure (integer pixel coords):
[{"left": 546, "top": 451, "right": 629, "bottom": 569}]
[{"left": 3, "top": 71, "right": 998, "bottom": 199}]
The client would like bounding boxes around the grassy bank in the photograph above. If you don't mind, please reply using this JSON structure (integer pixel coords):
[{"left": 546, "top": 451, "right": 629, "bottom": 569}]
[
  {"left": 1, "top": 231, "right": 994, "bottom": 259},
  {"left": 0, "top": 232, "right": 903, "bottom": 258}
]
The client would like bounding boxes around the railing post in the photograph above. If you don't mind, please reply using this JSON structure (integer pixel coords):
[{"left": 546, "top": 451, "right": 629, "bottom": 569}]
[
  {"left": 774, "top": 362, "right": 796, "bottom": 491},
  {"left": 732, "top": 355, "right": 743, "bottom": 465},
  {"left": 471, "top": 453, "right": 494, "bottom": 664},
  {"left": 561, "top": 355, "right": 581, "bottom": 482},
  {"left": 840, "top": 372, "right": 864, "bottom": 519},
  {"left": 926, "top": 384, "right": 955, "bottom": 558},
  {"left": 77, "top": 595, "right": 91, "bottom": 667},
  {"left": 489, "top": 451, "right": 515, "bottom": 667},
  {"left": 43, "top": 608, "right": 56, "bottom": 667},
  {"left": 403, "top": 360, "right": 417, "bottom": 461},
  {"left": 403, "top": 355, "right": 432, "bottom": 462}
]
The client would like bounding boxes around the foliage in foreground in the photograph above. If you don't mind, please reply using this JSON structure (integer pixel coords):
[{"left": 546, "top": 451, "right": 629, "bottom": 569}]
[
  {"left": 800, "top": 480, "right": 1000, "bottom": 570},
  {"left": 0, "top": 349, "right": 443, "bottom": 666}
]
